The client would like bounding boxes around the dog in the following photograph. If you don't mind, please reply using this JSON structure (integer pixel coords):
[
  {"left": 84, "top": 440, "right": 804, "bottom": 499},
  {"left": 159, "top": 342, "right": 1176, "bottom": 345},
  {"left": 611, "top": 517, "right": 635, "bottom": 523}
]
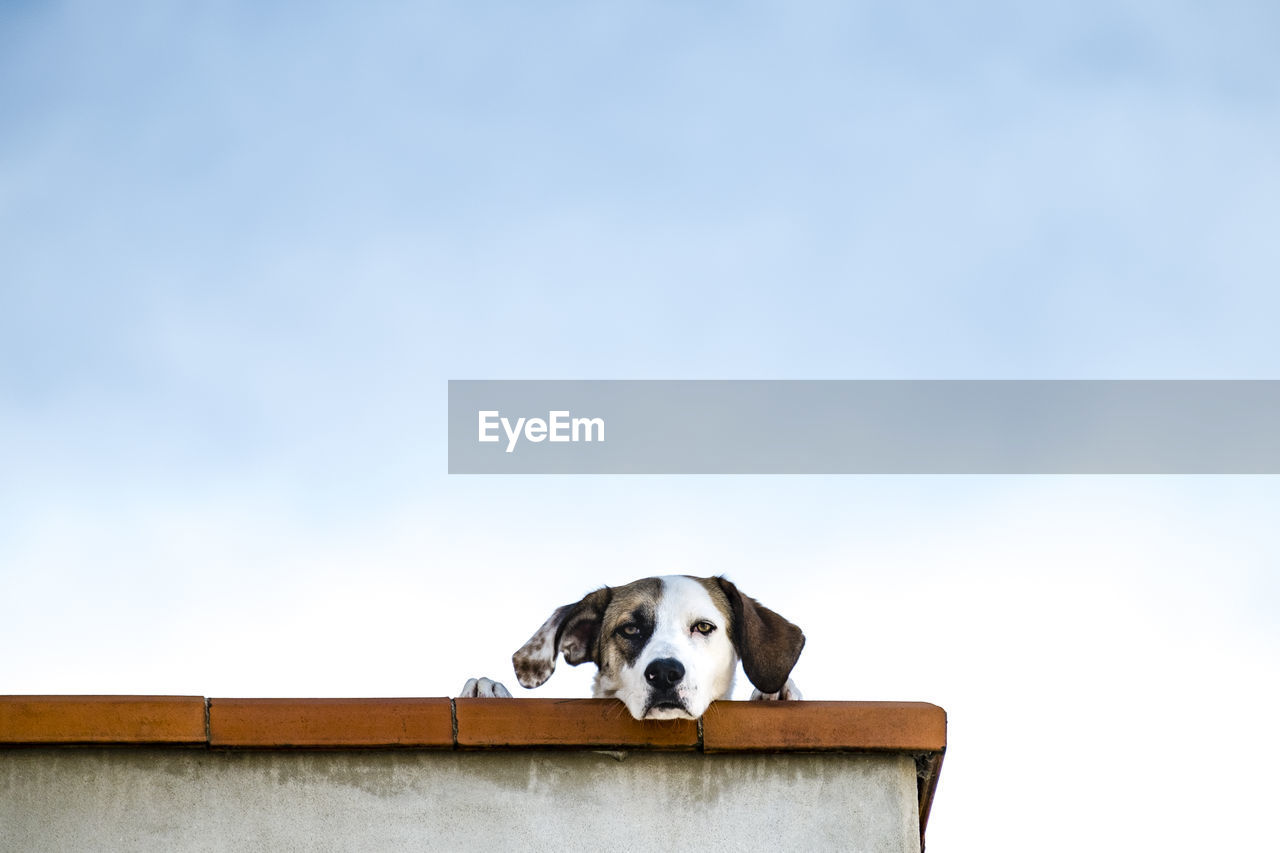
[{"left": 459, "top": 575, "right": 804, "bottom": 720}]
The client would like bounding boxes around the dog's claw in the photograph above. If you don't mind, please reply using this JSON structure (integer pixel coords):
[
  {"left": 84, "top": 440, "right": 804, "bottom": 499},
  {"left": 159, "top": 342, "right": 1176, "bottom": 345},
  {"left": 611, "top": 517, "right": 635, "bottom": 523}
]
[
  {"left": 459, "top": 677, "right": 513, "bottom": 699},
  {"left": 749, "top": 678, "right": 802, "bottom": 701}
]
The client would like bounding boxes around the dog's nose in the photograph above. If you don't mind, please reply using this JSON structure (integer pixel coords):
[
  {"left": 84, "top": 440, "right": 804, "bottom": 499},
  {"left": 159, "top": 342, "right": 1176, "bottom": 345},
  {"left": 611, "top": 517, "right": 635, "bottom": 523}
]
[{"left": 644, "top": 658, "right": 685, "bottom": 689}]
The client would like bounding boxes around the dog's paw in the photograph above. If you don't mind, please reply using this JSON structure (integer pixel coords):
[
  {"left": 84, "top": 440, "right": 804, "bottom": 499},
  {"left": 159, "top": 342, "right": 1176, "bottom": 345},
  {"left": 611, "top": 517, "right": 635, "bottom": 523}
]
[
  {"left": 749, "top": 678, "right": 802, "bottom": 701},
  {"left": 458, "top": 677, "right": 513, "bottom": 698}
]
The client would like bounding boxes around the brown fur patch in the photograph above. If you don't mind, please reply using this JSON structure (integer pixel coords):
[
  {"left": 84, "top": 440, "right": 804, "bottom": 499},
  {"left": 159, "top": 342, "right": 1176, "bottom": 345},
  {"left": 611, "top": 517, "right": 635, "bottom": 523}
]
[
  {"left": 690, "top": 576, "right": 735, "bottom": 630},
  {"left": 594, "top": 577, "right": 663, "bottom": 673}
]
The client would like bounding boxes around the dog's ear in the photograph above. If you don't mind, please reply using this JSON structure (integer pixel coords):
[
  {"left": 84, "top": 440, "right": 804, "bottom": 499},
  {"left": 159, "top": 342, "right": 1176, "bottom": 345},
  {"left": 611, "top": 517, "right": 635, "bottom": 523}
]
[
  {"left": 511, "top": 587, "right": 612, "bottom": 689},
  {"left": 715, "top": 577, "right": 805, "bottom": 695}
]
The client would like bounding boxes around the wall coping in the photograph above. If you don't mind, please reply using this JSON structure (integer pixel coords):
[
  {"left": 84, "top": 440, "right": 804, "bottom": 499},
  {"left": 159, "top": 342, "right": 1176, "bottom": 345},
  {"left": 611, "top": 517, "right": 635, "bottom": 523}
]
[{"left": 1, "top": 696, "right": 945, "bottom": 842}]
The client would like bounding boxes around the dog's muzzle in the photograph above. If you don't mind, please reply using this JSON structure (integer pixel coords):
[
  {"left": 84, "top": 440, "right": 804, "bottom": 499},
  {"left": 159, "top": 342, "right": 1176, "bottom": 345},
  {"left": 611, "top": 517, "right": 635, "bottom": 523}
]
[{"left": 643, "top": 657, "right": 692, "bottom": 718}]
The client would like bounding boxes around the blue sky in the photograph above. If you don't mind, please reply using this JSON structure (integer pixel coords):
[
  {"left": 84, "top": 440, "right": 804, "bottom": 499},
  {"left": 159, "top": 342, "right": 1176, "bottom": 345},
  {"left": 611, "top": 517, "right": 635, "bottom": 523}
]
[{"left": 3, "top": 2, "right": 1279, "bottom": 851}]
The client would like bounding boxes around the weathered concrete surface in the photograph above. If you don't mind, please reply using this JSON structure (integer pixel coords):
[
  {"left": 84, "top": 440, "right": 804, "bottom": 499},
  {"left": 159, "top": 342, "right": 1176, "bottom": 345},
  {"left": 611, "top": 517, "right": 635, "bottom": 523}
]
[{"left": 1, "top": 748, "right": 921, "bottom": 853}]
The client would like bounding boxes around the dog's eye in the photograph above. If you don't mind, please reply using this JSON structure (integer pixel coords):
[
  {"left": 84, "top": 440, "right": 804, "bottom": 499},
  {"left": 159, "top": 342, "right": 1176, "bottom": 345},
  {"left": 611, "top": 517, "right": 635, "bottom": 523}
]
[
  {"left": 618, "top": 624, "right": 641, "bottom": 637},
  {"left": 692, "top": 621, "right": 716, "bottom": 636}
]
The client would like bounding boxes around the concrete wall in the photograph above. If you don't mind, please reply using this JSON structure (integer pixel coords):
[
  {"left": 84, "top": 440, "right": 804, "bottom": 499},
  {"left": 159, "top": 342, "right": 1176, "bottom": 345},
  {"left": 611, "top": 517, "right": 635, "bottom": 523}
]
[{"left": 2, "top": 748, "right": 922, "bottom": 853}]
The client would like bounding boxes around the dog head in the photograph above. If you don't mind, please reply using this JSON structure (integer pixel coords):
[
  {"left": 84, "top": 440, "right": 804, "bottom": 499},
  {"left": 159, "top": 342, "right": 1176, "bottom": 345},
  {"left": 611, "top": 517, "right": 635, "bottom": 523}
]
[{"left": 511, "top": 575, "right": 805, "bottom": 720}]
